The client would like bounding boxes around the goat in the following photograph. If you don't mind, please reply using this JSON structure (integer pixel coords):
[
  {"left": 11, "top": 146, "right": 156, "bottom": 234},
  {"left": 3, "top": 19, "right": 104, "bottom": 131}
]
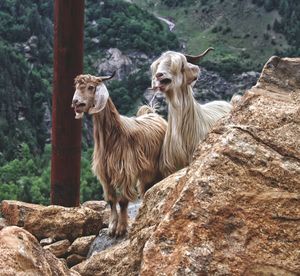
[
  {"left": 151, "top": 48, "right": 232, "bottom": 177},
  {"left": 72, "top": 73, "right": 167, "bottom": 236}
]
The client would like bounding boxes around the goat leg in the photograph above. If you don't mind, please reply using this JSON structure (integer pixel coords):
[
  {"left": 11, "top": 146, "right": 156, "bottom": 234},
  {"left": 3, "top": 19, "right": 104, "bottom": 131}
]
[
  {"left": 108, "top": 199, "right": 118, "bottom": 237},
  {"left": 115, "top": 196, "right": 129, "bottom": 237}
]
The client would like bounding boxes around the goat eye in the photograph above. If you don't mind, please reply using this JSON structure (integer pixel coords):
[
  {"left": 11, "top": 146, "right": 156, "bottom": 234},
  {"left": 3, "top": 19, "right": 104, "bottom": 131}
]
[{"left": 88, "top": 86, "right": 94, "bottom": 91}]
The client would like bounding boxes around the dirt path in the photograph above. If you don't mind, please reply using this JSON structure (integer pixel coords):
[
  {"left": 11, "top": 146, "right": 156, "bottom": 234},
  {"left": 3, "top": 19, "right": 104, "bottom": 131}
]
[{"left": 157, "top": 16, "right": 175, "bottom": 31}]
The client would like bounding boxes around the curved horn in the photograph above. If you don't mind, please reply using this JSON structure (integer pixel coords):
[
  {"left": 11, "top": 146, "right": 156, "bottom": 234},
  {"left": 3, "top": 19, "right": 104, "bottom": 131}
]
[
  {"left": 97, "top": 71, "right": 116, "bottom": 82},
  {"left": 185, "top": 47, "right": 214, "bottom": 64}
]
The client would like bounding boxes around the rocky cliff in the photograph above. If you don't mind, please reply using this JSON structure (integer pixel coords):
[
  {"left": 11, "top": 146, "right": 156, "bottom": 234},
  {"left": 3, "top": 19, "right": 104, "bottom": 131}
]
[{"left": 0, "top": 56, "right": 299, "bottom": 275}]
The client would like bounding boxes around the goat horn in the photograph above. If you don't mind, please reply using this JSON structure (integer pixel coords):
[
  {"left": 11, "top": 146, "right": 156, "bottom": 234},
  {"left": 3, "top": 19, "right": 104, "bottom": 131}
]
[
  {"left": 98, "top": 71, "right": 116, "bottom": 81},
  {"left": 185, "top": 47, "right": 214, "bottom": 64}
]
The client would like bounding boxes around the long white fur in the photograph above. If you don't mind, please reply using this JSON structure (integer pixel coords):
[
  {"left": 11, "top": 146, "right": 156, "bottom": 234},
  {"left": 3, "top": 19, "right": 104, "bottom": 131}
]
[{"left": 151, "top": 51, "right": 232, "bottom": 176}]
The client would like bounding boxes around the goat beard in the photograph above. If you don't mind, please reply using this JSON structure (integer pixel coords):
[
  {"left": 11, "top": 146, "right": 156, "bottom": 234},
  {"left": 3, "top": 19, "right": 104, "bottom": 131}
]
[{"left": 75, "top": 111, "right": 84, "bottom": 119}]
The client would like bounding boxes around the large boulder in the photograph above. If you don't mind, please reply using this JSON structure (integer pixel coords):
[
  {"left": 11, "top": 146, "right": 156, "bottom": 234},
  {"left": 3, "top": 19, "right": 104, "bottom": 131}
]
[
  {"left": 72, "top": 56, "right": 300, "bottom": 275},
  {"left": 94, "top": 48, "right": 133, "bottom": 80},
  {"left": 1, "top": 200, "right": 103, "bottom": 241},
  {"left": 0, "top": 226, "right": 79, "bottom": 276}
]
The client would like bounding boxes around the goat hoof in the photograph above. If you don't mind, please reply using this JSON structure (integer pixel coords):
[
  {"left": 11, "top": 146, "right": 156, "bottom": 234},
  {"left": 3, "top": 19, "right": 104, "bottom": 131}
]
[
  {"left": 108, "top": 227, "right": 116, "bottom": 237},
  {"left": 115, "top": 225, "right": 127, "bottom": 237}
]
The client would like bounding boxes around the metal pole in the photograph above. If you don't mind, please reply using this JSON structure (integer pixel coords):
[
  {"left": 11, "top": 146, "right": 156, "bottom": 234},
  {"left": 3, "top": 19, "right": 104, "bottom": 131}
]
[{"left": 51, "top": 0, "right": 84, "bottom": 206}]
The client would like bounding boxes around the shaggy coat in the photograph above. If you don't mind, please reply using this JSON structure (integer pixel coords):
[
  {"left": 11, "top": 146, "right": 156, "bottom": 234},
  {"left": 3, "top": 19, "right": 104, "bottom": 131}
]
[
  {"left": 151, "top": 50, "right": 232, "bottom": 176},
  {"left": 72, "top": 74, "right": 167, "bottom": 236},
  {"left": 92, "top": 98, "right": 167, "bottom": 200}
]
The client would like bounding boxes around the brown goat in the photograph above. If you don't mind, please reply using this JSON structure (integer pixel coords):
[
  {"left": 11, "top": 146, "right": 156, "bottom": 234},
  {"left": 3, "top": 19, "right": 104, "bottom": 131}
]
[{"left": 72, "top": 73, "right": 167, "bottom": 236}]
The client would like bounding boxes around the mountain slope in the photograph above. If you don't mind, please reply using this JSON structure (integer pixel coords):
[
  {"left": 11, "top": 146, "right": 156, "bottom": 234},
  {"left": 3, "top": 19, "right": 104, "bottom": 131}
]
[{"left": 132, "top": 0, "right": 299, "bottom": 74}]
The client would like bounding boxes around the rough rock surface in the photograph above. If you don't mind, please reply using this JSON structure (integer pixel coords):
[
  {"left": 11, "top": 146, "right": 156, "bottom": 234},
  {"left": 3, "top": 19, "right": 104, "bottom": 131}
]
[
  {"left": 95, "top": 48, "right": 132, "bottom": 80},
  {"left": 72, "top": 169, "right": 187, "bottom": 275},
  {"left": 68, "top": 235, "right": 96, "bottom": 256},
  {"left": 0, "top": 226, "right": 79, "bottom": 276},
  {"left": 87, "top": 200, "right": 142, "bottom": 257},
  {"left": 40, "top": 237, "right": 55, "bottom": 246},
  {"left": 66, "top": 254, "right": 86, "bottom": 268},
  {"left": 0, "top": 200, "right": 103, "bottom": 241},
  {"left": 94, "top": 48, "right": 149, "bottom": 80},
  {"left": 82, "top": 200, "right": 108, "bottom": 213},
  {"left": 72, "top": 56, "right": 300, "bottom": 276},
  {"left": 0, "top": 218, "right": 8, "bottom": 230},
  {"left": 87, "top": 228, "right": 127, "bottom": 258},
  {"left": 0, "top": 201, "right": 44, "bottom": 226},
  {"left": 82, "top": 200, "right": 110, "bottom": 227},
  {"left": 44, "top": 239, "right": 71, "bottom": 258}
]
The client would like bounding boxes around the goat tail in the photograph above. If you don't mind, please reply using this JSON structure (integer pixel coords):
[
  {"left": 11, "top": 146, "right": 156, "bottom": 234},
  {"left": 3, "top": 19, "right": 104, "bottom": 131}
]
[
  {"left": 137, "top": 91, "right": 160, "bottom": 116},
  {"left": 136, "top": 105, "right": 156, "bottom": 116}
]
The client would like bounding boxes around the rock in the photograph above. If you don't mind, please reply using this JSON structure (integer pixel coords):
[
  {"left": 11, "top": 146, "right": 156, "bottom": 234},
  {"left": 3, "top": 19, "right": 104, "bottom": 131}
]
[
  {"left": 0, "top": 226, "right": 79, "bottom": 276},
  {"left": 73, "top": 169, "right": 187, "bottom": 275},
  {"left": 87, "top": 228, "right": 127, "bottom": 258},
  {"left": 72, "top": 240, "right": 130, "bottom": 275},
  {"left": 44, "top": 239, "right": 71, "bottom": 258},
  {"left": 0, "top": 218, "right": 8, "bottom": 230},
  {"left": 60, "top": 257, "right": 68, "bottom": 267},
  {"left": 94, "top": 48, "right": 133, "bottom": 80},
  {"left": 82, "top": 200, "right": 110, "bottom": 227},
  {"left": 0, "top": 200, "right": 44, "bottom": 226},
  {"left": 66, "top": 254, "right": 86, "bottom": 268},
  {"left": 1, "top": 200, "right": 103, "bottom": 241},
  {"left": 100, "top": 208, "right": 110, "bottom": 227},
  {"left": 73, "top": 57, "right": 300, "bottom": 275},
  {"left": 127, "top": 200, "right": 142, "bottom": 219},
  {"left": 86, "top": 200, "right": 142, "bottom": 258},
  {"left": 82, "top": 200, "right": 108, "bottom": 212},
  {"left": 40, "top": 237, "right": 55, "bottom": 246},
  {"left": 68, "top": 235, "right": 96, "bottom": 256},
  {"left": 94, "top": 48, "right": 150, "bottom": 81}
]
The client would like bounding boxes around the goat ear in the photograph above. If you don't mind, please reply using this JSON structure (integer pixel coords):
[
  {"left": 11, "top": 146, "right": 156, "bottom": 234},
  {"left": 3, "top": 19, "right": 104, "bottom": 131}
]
[
  {"left": 88, "top": 83, "right": 109, "bottom": 114},
  {"left": 184, "top": 63, "right": 200, "bottom": 85}
]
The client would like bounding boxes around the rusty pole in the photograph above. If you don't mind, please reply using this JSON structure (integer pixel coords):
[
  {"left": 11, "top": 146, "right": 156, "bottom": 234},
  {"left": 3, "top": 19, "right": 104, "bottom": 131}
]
[{"left": 51, "top": 0, "right": 84, "bottom": 206}]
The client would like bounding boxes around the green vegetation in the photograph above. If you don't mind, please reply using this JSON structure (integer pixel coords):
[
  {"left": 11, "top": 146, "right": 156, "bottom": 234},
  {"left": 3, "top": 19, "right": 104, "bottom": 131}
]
[
  {"left": 254, "top": 0, "right": 300, "bottom": 56},
  {"left": 0, "top": 143, "right": 102, "bottom": 204},
  {"left": 0, "top": 0, "right": 179, "bottom": 204},
  {"left": 0, "top": 0, "right": 53, "bottom": 164},
  {"left": 108, "top": 65, "right": 151, "bottom": 115},
  {"left": 85, "top": 0, "right": 178, "bottom": 55},
  {"left": 1, "top": 0, "right": 300, "bottom": 204},
  {"left": 132, "top": 0, "right": 300, "bottom": 76}
]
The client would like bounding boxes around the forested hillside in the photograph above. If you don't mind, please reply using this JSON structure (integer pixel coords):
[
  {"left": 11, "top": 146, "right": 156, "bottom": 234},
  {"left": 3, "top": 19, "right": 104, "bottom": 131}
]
[
  {"left": 133, "top": 0, "right": 300, "bottom": 75},
  {"left": 0, "top": 0, "right": 179, "bottom": 203},
  {"left": 0, "top": 0, "right": 179, "bottom": 163},
  {"left": 0, "top": 0, "right": 299, "bottom": 204}
]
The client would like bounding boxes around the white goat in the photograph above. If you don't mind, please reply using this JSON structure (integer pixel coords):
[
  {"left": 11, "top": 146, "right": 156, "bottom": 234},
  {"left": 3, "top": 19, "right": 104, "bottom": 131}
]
[
  {"left": 72, "top": 73, "right": 167, "bottom": 236},
  {"left": 151, "top": 48, "right": 232, "bottom": 176}
]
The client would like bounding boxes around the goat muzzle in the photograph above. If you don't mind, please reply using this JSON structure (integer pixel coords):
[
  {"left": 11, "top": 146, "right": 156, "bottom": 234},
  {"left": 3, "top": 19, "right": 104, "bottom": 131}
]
[{"left": 160, "top": 78, "right": 171, "bottom": 85}]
